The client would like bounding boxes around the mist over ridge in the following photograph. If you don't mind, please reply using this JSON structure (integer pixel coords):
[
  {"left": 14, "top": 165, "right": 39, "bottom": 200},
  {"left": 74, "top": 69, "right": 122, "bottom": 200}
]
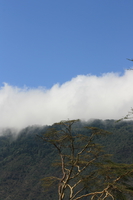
[{"left": 0, "top": 70, "right": 133, "bottom": 131}]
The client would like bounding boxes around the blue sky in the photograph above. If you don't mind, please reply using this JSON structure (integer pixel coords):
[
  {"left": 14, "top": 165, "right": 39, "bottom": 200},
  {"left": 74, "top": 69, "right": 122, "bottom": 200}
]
[
  {"left": 0, "top": 1, "right": 133, "bottom": 130},
  {"left": 1, "top": 0, "right": 133, "bottom": 88}
]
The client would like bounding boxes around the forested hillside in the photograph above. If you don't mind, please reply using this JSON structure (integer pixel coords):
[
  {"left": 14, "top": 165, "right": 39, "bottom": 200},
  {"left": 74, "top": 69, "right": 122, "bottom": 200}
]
[{"left": 0, "top": 119, "right": 133, "bottom": 200}]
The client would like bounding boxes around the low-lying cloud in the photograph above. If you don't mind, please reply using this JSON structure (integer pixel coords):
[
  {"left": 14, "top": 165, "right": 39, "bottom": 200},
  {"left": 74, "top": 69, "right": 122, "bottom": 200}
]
[{"left": 0, "top": 70, "right": 133, "bottom": 130}]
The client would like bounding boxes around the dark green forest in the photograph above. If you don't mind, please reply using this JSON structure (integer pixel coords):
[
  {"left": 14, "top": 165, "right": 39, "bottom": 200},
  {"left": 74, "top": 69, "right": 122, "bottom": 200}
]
[{"left": 0, "top": 119, "right": 133, "bottom": 200}]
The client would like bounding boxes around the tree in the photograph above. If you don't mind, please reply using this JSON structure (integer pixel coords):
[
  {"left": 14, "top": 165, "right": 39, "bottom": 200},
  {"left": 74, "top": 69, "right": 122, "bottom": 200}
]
[
  {"left": 38, "top": 120, "right": 133, "bottom": 200},
  {"left": 116, "top": 108, "right": 133, "bottom": 122},
  {"left": 127, "top": 58, "right": 133, "bottom": 62}
]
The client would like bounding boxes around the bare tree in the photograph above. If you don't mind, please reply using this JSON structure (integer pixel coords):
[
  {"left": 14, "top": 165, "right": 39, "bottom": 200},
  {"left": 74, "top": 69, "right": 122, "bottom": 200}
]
[{"left": 38, "top": 120, "right": 133, "bottom": 200}]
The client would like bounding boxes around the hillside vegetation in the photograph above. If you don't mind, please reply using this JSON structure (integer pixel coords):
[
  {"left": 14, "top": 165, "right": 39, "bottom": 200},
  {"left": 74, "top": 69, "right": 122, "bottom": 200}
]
[{"left": 0, "top": 119, "right": 133, "bottom": 200}]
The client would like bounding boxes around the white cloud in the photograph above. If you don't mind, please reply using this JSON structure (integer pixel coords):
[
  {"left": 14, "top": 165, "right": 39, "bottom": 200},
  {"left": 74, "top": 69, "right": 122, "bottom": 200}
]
[{"left": 0, "top": 70, "right": 133, "bottom": 130}]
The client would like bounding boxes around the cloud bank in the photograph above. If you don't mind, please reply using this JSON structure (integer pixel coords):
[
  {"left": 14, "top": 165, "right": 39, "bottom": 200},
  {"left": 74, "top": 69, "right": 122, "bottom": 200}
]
[{"left": 0, "top": 70, "right": 133, "bottom": 130}]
